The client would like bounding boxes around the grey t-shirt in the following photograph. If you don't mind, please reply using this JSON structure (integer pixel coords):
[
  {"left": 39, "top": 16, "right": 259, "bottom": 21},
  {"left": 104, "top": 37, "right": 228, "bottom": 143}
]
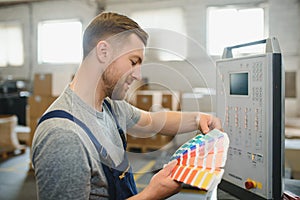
[{"left": 31, "top": 87, "right": 141, "bottom": 200}]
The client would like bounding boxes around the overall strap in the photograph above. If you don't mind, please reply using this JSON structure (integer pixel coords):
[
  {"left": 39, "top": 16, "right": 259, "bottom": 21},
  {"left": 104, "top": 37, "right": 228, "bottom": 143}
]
[
  {"left": 102, "top": 99, "right": 138, "bottom": 199},
  {"left": 38, "top": 110, "right": 109, "bottom": 160},
  {"left": 103, "top": 99, "right": 127, "bottom": 150}
]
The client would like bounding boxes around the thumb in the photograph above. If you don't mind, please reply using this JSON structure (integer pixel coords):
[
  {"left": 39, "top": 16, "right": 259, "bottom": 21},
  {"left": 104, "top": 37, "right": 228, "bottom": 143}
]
[
  {"left": 199, "top": 115, "right": 210, "bottom": 134},
  {"left": 161, "top": 160, "right": 178, "bottom": 176}
]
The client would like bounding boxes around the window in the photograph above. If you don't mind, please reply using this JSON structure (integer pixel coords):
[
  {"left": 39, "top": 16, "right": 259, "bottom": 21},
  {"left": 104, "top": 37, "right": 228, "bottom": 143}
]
[
  {"left": 0, "top": 22, "right": 24, "bottom": 67},
  {"left": 207, "top": 7, "right": 265, "bottom": 56},
  {"left": 131, "top": 8, "right": 187, "bottom": 61},
  {"left": 38, "top": 19, "right": 82, "bottom": 64}
]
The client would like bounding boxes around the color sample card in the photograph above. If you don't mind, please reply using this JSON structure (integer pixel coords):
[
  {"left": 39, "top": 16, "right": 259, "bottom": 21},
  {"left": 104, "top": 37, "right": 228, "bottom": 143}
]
[{"left": 170, "top": 129, "right": 229, "bottom": 191}]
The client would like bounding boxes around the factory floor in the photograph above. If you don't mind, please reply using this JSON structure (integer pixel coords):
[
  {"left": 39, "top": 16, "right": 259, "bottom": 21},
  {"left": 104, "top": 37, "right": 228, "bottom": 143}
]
[
  {"left": 1, "top": 147, "right": 300, "bottom": 200},
  {"left": 3, "top": 148, "right": 300, "bottom": 200},
  {"left": 0, "top": 147, "right": 240, "bottom": 200}
]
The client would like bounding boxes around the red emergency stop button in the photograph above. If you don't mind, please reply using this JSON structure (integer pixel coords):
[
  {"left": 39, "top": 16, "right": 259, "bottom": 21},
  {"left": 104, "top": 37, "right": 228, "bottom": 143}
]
[{"left": 245, "top": 179, "right": 257, "bottom": 189}]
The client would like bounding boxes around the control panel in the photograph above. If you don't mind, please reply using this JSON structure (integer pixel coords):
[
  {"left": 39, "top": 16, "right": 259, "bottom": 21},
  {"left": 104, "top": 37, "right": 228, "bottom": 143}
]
[{"left": 216, "top": 38, "right": 284, "bottom": 199}]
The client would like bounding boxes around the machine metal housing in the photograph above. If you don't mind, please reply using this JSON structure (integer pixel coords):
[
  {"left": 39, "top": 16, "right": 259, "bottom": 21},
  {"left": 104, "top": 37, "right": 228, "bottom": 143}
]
[{"left": 216, "top": 38, "right": 284, "bottom": 199}]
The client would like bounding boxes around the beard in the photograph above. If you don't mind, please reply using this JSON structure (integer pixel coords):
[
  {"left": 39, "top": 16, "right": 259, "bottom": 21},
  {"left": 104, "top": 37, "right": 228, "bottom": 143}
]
[{"left": 102, "top": 69, "right": 126, "bottom": 100}]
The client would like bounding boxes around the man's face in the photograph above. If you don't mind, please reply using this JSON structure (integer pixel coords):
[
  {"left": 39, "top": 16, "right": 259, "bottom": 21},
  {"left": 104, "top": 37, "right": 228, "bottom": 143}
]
[{"left": 102, "top": 34, "right": 145, "bottom": 100}]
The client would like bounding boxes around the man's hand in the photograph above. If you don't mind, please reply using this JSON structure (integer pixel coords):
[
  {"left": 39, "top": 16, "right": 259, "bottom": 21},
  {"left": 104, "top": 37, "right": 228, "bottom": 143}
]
[
  {"left": 198, "top": 113, "right": 223, "bottom": 134},
  {"left": 130, "top": 160, "right": 181, "bottom": 200}
]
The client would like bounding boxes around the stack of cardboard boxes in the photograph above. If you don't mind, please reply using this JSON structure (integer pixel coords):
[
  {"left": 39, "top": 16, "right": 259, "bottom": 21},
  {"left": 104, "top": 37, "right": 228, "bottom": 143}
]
[
  {"left": 127, "top": 90, "right": 181, "bottom": 152},
  {"left": 285, "top": 118, "right": 300, "bottom": 179},
  {"left": 28, "top": 73, "right": 70, "bottom": 145}
]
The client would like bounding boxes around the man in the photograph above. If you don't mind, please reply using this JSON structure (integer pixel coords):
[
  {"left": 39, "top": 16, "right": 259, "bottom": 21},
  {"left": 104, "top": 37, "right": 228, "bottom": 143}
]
[{"left": 31, "top": 12, "right": 223, "bottom": 199}]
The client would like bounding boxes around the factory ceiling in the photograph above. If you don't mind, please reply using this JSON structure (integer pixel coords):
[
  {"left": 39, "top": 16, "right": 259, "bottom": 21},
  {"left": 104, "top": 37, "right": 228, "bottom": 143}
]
[
  {"left": 0, "top": 0, "right": 105, "bottom": 7},
  {"left": 0, "top": 0, "right": 46, "bottom": 6}
]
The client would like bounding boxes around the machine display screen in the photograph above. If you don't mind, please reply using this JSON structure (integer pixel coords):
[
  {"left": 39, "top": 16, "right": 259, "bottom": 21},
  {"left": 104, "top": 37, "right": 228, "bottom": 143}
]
[{"left": 230, "top": 72, "right": 248, "bottom": 95}]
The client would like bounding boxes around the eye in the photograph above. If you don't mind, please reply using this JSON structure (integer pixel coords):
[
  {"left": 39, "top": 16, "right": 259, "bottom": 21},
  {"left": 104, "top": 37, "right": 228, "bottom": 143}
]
[{"left": 130, "top": 60, "right": 138, "bottom": 66}]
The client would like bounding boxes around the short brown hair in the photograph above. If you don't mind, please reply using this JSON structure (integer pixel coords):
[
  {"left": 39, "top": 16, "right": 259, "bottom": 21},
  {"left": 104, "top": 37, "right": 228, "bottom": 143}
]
[{"left": 82, "top": 12, "right": 148, "bottom": 59}]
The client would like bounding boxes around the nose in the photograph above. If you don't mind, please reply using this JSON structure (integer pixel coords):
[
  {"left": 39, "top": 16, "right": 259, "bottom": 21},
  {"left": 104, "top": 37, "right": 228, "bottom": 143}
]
[{"left": 132, "top": 65, "right": 142, "bottom": 81}]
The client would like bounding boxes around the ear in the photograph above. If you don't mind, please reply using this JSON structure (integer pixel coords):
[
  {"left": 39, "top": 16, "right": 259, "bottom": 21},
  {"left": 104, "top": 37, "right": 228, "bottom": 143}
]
[{"left": 95, "top": 41, "right": 110, "bottom": 63}]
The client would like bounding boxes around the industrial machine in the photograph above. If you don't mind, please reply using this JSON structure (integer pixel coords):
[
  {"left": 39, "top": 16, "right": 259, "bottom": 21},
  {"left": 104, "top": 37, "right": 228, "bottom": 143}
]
[
  {"left": 216, "top": 38, "right": 284, "bottom": 199},
  {"left": 0, "top": 79, "right": 30, "bottom": 126}
]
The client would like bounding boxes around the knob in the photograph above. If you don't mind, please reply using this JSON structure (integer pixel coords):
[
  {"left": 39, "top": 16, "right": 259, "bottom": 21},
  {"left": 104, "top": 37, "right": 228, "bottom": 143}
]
[{"left": 245, "top": 180, "right": 257, "bottom": 190}]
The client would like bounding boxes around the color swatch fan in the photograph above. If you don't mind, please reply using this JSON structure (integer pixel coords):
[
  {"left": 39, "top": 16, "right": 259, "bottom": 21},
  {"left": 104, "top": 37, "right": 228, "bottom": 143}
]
[{"left": 170, "top": 129, "right": 229, "bottom": 191}]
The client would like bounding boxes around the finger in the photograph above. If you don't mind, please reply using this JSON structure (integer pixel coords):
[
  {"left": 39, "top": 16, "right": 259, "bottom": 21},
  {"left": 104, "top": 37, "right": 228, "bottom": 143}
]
[
  {"left": 200, "top": 114, "right": 210, "bottom": 134},
  {"left": 161, "top": 160, "right": 178, "bottom": 176}
]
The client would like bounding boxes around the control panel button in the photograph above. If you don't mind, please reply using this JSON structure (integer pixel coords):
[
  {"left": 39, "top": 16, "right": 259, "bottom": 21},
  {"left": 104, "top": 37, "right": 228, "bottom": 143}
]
[{"left": 245, "top": 179, "right": 257, "bottom": 190}]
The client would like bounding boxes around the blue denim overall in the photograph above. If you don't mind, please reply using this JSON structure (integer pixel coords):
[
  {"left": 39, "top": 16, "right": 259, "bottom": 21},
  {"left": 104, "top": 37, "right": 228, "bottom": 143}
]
[{"left": 38, "top": 99, "right": 138, "bottom": 200}]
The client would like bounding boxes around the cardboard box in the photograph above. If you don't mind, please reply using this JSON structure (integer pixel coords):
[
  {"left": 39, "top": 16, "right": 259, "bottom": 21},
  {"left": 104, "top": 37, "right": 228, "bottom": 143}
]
[
  {"left": 135, "top": 90, "right": 180, "bottom": 111},
  {"left": 136, "top": 91, "right": 163, "bottom": 111},
  {"left": 285, "top": 138, "right": 300, "bottom": 179},
  {"left": 285, "top": 127, "right": 300, "bottom": 139},
  {"left": 136, "top": 94, "right": 153, "bottom": 111},
  {"left": 292, "top": 171, "right": 300, "bottom": 179},
  {"left": 28, "top": 95, "right": 57, "bottom": 118},
  {"left": 162, "top": 91, "right": 180, "bottom": 111},
  {"left": 285, "top": 148, "right": 300, "bottom": 179},
  {"left": 162, "top": 94, "right": 172, "bottom": 110},
  {"left": 34, "top": 73, "right": 70, "bottom": 96}
]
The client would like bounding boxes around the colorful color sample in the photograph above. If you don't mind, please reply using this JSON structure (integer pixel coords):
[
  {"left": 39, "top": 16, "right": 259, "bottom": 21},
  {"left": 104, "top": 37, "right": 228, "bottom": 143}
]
[{"left": 170, "top": 129, "right": 229, "bottom": 191}]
